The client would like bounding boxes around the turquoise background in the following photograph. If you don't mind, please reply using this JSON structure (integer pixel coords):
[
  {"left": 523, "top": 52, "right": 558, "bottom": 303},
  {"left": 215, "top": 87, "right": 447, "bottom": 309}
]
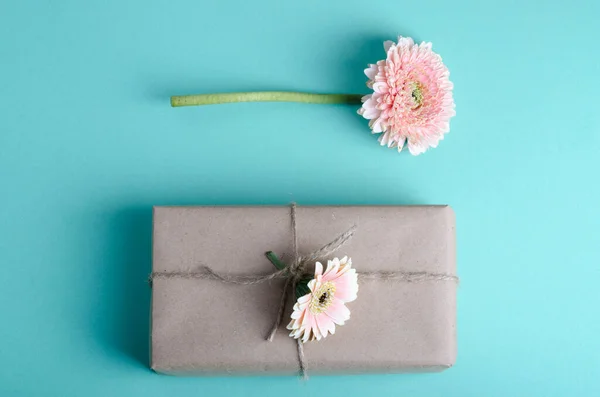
[{"left": 1, "top": 0, "right": 599, "bottom": 395}]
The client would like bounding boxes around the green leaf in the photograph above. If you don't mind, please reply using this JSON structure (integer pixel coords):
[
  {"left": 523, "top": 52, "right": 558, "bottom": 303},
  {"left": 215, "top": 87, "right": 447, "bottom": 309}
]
[{"left": 295, "top": 277, "right": 312, "bottom": 300}]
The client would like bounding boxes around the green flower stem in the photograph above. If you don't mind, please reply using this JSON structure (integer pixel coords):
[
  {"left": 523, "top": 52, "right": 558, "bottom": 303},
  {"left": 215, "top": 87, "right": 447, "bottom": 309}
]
[
  {"left": 265, "top": 251, "right": 287, "bottom": 270},
  {"left": 170, "top": 92, "right": 363, "bottom": 107}
]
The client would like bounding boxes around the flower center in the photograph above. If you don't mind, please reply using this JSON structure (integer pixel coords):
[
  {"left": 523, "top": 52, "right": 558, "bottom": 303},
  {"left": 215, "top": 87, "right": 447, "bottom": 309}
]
[
  {"left": 309, "top": 281, "right": 336, "bottom": 314},
  {"left": 410, "top": 82, "right": 424, "bottom": 110},
  {"left": 319, "top": 292, "right": 328, "bottom": 304}
]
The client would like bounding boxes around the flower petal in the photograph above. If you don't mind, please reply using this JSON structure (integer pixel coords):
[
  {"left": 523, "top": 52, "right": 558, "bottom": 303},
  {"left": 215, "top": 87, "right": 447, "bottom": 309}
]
[
  {"left": 324, "top": 298, "right": 351, "bottom": 325},
  {"left": 407, "top": 139, "right": 429, "bottom": 155},
  {"left": 322, "top": 259, "right": 339, "bottom": 280},
  {"left": 321, "top": 258, "right": 352, "bottom": 283},
  {"left": 312, "top": 315, "right": 323, "bottom": 341},
  {"left": 372, "top": 81, "right": 388, "bottom": 94},
  {"left": 287, "top": 319, "right": 296, "bottom": 330},
  {"left": 396, "top": 36, "right": 414, "bottom": 48},
  {"left": 364, "top": 64, "right": 378, "bottom": 80},
  {"left": 314, "top": 261, "right": 323, "bottom": 277},
  {"left": 307, "top": 278, "right": 319, "bottom": 292},
  {"left": 361, "top": 107, "right": 379, "bottom": 120},
  {"left": 383, "top": 40, "right": 395, "bottom": 52},
  {"left": 379, "top": 131, "right": 391, "bottom": 146},
  {"left": 371, "top": 119, "right": 383, "bottom": 133},
  {"left": 396, "top": 137, "right": 406, "bottom": 152},
  {"left": 332, "top": 271, "right": 358, "bottom": 302},
  {"left": 316, "top": 313, "right": 335, "bottom": 338}
]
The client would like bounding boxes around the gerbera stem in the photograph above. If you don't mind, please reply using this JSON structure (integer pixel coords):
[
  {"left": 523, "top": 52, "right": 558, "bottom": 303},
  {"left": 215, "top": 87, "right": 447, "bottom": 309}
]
[
  {"left": 170, "top": 92, "right": 363, "bottom": 107},
  {"left": 265, "top": 251, "right": 287, "bottom": 270}
]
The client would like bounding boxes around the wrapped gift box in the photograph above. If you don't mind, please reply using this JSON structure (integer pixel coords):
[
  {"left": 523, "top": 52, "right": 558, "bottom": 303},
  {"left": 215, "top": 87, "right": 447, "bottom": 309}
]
[{"left": 151, "top": 205, "right": 457, "bottom": 375}]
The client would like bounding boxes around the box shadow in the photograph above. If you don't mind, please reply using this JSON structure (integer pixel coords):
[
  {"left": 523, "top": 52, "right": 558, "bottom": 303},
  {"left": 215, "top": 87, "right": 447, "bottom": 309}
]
[{"left": 102, "top": 207, "right": 153, "bottom": 367}]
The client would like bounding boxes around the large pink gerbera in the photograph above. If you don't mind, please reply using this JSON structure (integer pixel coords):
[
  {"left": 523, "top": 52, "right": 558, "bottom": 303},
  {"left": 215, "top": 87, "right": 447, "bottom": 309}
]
[
  {"left": 358, "top": 36, "right": 455, "bottom": 155},
  {"left": 287, "top": 257, "right": 358, "bottom": 342}
]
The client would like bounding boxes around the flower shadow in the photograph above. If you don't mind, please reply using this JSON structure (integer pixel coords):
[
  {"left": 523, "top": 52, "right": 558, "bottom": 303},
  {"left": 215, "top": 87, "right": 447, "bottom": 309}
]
[{"left": 334, "top": 35, "right": 388, "bottom": 94}]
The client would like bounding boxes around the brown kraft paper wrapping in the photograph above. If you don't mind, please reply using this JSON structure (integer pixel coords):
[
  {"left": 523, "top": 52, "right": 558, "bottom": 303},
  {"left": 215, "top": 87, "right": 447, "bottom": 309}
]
[{"left": 151, "top": 205, "right": 457, "bottom": 375}]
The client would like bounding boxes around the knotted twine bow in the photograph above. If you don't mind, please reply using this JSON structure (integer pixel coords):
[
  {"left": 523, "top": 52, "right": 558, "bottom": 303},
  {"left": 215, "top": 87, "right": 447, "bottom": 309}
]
[{"left": 150, "top": 204, "right": 459, "bottom": 379}]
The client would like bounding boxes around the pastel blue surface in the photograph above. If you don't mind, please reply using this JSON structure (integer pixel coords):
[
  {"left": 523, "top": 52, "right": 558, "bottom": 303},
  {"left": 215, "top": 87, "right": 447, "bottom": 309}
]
[{"left": 1, "top": 0, "right": 599, "bottom": 395}]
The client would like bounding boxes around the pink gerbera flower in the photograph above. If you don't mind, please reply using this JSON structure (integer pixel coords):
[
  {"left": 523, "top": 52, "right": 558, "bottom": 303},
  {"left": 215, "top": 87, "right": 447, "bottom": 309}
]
[
  {"left": 358, "top": 36, "right": 456, "bottom": 155},
  {"left": 287, "top": 257, "right": 358, "bottom": 342}
]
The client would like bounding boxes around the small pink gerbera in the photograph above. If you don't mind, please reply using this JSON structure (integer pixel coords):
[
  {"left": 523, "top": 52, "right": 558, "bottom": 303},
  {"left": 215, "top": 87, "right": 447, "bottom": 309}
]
[
  {"left": 287, "top": 257, "right": 358, "bottom": 342},
  {"left": 358, "top": 36, "right": 455, "bottom": 155}
]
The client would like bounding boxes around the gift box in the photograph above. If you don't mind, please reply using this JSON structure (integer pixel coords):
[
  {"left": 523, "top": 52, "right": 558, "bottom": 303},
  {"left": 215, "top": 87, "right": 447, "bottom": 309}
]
[{"left": 150, "top": 205, "right": 457, "bottom": 375}]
